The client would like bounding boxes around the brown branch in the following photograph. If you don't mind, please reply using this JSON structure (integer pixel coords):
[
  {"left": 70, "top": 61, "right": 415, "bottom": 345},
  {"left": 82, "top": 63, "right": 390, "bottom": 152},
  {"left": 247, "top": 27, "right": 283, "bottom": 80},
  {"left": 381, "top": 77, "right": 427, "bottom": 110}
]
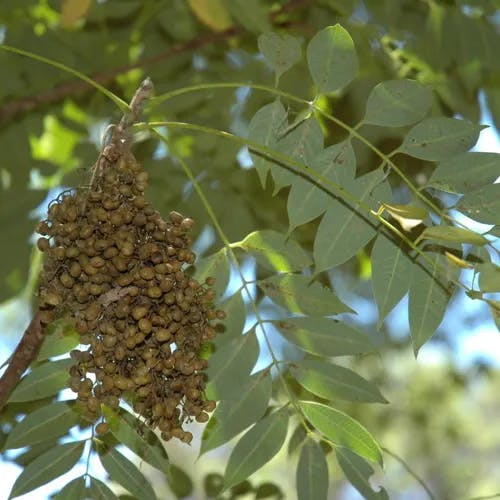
[
  {"left": 0, "top": 311, "right": 44, "bottom": 411},
  {"left": 0, "top": 0, "right": 313, "bottom": 127}
]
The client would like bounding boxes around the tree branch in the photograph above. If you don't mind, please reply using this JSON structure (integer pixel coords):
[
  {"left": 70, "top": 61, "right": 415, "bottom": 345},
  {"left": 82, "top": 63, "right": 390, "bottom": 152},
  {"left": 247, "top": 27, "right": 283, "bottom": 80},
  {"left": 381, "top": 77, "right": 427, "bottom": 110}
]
[
  {"left": 0, "top": 0, "right": 313, "bottom": 127},
  {"left": 0, "top": 312, "right": 43, "bottom": 410}
]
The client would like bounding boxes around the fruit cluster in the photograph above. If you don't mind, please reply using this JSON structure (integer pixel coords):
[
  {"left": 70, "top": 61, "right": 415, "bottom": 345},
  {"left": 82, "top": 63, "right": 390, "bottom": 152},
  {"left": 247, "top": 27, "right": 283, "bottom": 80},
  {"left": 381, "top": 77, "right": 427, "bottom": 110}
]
[{"left": 36, "top": 143, "right": 223, "bottom": 443}]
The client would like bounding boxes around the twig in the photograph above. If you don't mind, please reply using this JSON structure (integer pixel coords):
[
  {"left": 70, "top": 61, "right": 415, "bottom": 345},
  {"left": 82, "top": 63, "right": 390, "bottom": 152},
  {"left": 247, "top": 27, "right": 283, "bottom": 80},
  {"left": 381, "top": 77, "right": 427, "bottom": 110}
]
[
  {"left": 117, "top": 77, "right": 154, "bottom": 132},
  {"left": 0, "top": 0, "right": 312, "bottom": 127},
  {"left": 382, "top": 446, "right": 436, "bottom": 500},
  {"left": 0, "top": 312, "right": 43, "bottom": 410}
]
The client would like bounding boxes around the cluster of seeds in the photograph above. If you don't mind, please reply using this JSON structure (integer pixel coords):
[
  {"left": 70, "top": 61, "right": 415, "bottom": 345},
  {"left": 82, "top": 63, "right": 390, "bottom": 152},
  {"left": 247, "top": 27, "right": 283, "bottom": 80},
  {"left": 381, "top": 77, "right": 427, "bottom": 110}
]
[{"left": 36, "top": 142, "right": 223, "bottom": 443}]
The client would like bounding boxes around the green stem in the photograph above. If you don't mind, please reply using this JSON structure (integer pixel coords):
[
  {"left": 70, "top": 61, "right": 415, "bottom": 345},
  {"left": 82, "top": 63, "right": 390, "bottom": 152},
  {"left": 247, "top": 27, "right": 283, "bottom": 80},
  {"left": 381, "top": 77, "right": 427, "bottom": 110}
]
[{"left": 382, "top": 446, "right": 436, "bottom": 500}]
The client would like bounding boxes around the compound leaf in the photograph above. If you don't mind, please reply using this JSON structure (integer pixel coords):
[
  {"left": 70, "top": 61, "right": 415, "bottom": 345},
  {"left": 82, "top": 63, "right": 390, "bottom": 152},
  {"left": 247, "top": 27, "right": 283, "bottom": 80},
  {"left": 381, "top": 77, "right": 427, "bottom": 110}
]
[
  {"left": 456, "top": 184, "right": 500, "bottom": 225},
  {"left": 300, "top": 401, "right": 382, "bottom": 465},
  {"left": 307, "top": 24, "right": 358, "bottom": 94},
  {"left": 248, "top": 100, "right": 287, "bottom": 187},
  {"left": 4, "top": 401, "right": 80, "bottom": 450},
  {"left": 102, "top": 407, "right": 169, "bottom": 472},
  {"left": 8, "top": 358, "right": 74, "bottom": 403},
  {"left": 364, "top": 79, "right": 432, "bottom": 127},
  {"left": 53, "top": 477, "right": 86, "bottom": 500},
  {"left": 419, "top": 226, "right": 489, "bottom": 246},
  {"left": 206, "top": 330, "right": 259, "bottom": 400},
  {"left": 88, "top": 477, "right": 119, "bottom": 500},
  {"left": 194, "top": 248, "right": 230, "bottom": 299},
  {"left": 201, "top": 369, "right": 272, "bottom": 454},
  {"left": 371, "top": 233, "right": 413, "bottom": 327},
  {"left": 479, "top": 263, "right": 500, "bottom": 292},
  {"left": 166, "top": 464, "right": 194, "bottom": 498},
  {"left": 428, "top": 152, "right": 500, "bottom": 193},
  {"left": 274, "top": 117, "right": 324, "bottom": 193},
  {"left": 287, "top": 140, "right": 355, "bottom": 231},
  {"left": 259, "top": 274, "right": 353, "bottom": 315},
  {"left": 314, "top": 169, "right": 391, "bottom": 272},
  {"left": 409, "top": 252, "right": 456, "bottom": 354},
  {"left": 223, "top": 408, "right": 289, "bottom": 491},
  {"left": 258, "top": 32, "right": 302, "bottom": 84},
  {"left": 237, "top": 230, "right": 311, "bottom": 272},
  {"left": 297, "top": 438, "right": 329, "bottom": 500},
  {"left": 401, "top": 117, "right": 482, "bottom": 161},
  {"left": 291, "top": 360, "right": 388, "bottom": 404},
  {"left": 273, "top": 317, "right": 374, "bottom": 356},
  {"left": 99, "top": 446, "right": 157, "bottom": 500},
  {"left": 336, "top": 448, "right": 389, "bottom": 500},
  {"left": 10, "top": 441, "right": 85, "bottom": 498}
]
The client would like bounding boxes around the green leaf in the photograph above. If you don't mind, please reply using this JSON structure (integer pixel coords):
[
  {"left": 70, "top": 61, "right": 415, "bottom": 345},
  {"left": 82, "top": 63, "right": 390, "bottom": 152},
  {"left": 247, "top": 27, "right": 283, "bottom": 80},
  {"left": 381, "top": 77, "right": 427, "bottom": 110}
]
[
  {"left": 255, "top": 483, "right": 283, "bottom": 499},
  {"left": 428, "top": 152, "right": 500, "bottom": 193},
  {"left": 248, "top": 100, "right": 288, "bottom": 187},
  {"left": 409, "top": 253, "right": 455, "bottom": 354},
  {"left": 419, "top": 226, "right": 489, "bottom": 246},
  {"left": 222, "top": 0, "right": 270, "bottom": 33},
  {"left": 371, "top": 233, "right": 413, "bottom": 327},
  {"left": 314, "top": 169, "right": 391, "bottom": 272},
  {"left": 166, "top": 464, "right": 194, "bottom": 498},
  {"left": 306, "top": 24, "right": 358, "bottom": 94},
  {"left": 288, "top": 424, "right": 307, "bottom": 455},
  {"left": 14, "top": 440, "right": 59, "bottom": 467},
  {"left": 236, "top": 230, "right": 311, "bottom": 272},
  {"left": 336, "top": 448, "right": 389, "bottom": 500},
  {"left": 291, "top": 360, "right": 388, "bottom": 404},
  {"left": 479, "top": 263, "right": 500, "bottom": 292},
  {"left": 259, "top": 274, "right": 353, "bottom": 315},
  {"left": 99, "top": 446, "right": 157, "bottom": 500},
  {"left": 299, "top": 401, "right": 382, "bottom": 465},
  {"left": 53, "top": 477, "right": 86, "bottom": 500},
  {"left": 487, "top": 300, "right": 500, "bottom": 331},
  {"left": 218, "top": 292, "right": 246, "bottom": 339},
  {"left": 296, "top": 438, "right": 329, "bottom": 500},
  {"left": 194, "top": 248, "right": 230, "bottom": 298},
  {"left": 187, "top": 0, "right": 232, "bottom": 32},
  {"left": 204, "top": 473, "right": 224, "bottom": 498},
  {"left": 206, "top": 330, "right": 259, "bottom": 400},
  {"left": 274, "top": 317, "right": 374, "bottom": 356},
  {"left": 37, "top": 321, "right": 79, "bottom": 361},
  {"left": 223, "top": 408, "right": 289, "bottom": 491},
  {"left": 102, "top": 407, "right": 169, "bottom": 472},
  {"left": 364, "top": 79, "right": 432, "bottom": 127},
  {"left": 456, "top": 184, "right": 500, "bottom": 225},
  {"left": 274, "top": 117, "right": 324, "bottom": 193},
  {"left": 401, "top": 117, "right": 482, "bottom": 161},
  {"left": 88, "top": 476, "right": 119, "bottom": 500},
  {"left": 4, "top": 401, "right": 80, "bottom": 450},
  {"left": 10, "top": 441, "right": 85, "bottom": 498},
  {"left": 8, "top": 358, "right": 74, "bottom": 403},
  {"left": 258, "top": 32, "right": 302, "bottom": 84},
  {"left": 287, "top": 141, "right": 356, "bottom": 231},
  {"left": 201, "top": 370, "right": 272, "bottom": 455}
]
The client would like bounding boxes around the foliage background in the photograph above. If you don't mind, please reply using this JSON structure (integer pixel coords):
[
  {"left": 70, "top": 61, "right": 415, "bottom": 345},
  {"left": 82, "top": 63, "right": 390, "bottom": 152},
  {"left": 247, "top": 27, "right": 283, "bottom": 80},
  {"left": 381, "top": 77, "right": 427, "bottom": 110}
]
[{"left": 1, "top": 0, "right": 500, "bottom": 499}]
